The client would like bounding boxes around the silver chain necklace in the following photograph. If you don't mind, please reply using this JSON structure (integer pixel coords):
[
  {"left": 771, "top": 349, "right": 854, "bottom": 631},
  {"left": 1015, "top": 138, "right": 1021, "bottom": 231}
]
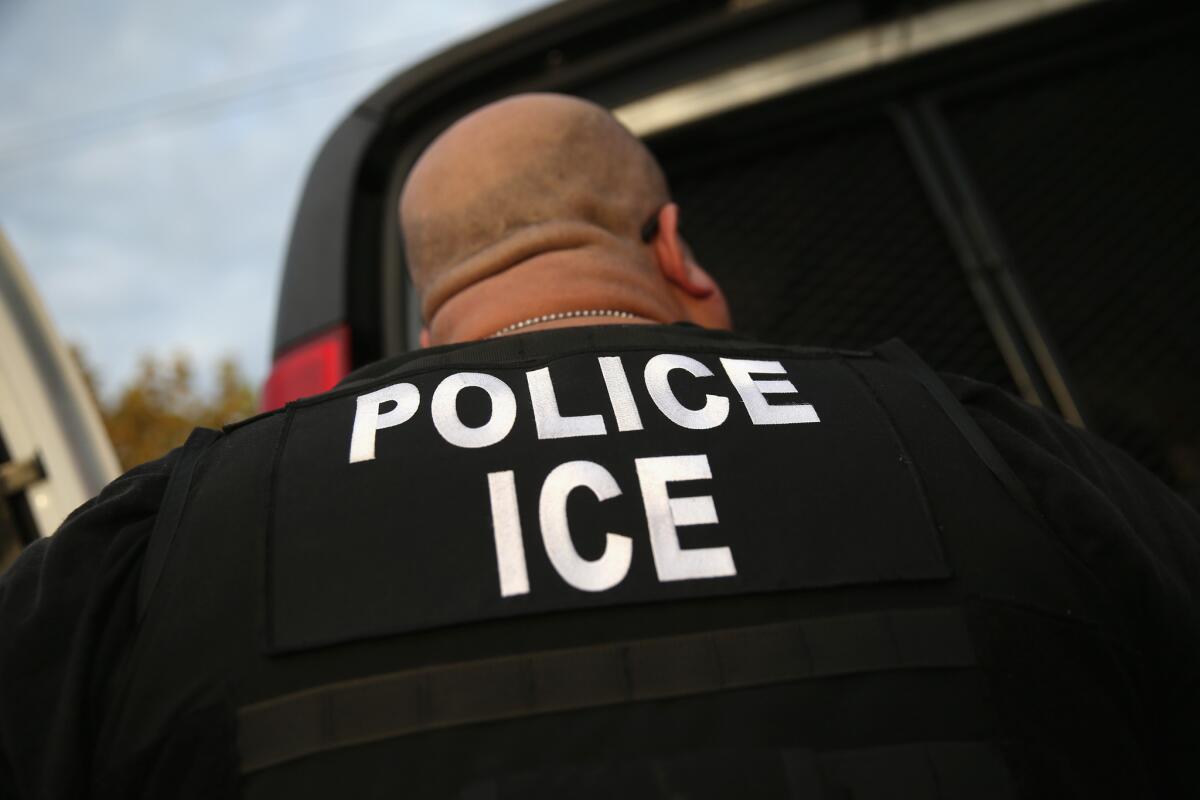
[{"left": 489, "top": 309, "right": 640, "bottom": 338}]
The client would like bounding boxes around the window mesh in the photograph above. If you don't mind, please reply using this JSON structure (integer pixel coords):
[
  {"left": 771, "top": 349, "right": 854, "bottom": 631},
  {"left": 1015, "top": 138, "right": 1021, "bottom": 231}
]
[
  {"left": 945, "top": 41, "right": 1200, "bottom": 502},
  {"left": 662, "top": 115, "right": 1015, "bottom": 389}
]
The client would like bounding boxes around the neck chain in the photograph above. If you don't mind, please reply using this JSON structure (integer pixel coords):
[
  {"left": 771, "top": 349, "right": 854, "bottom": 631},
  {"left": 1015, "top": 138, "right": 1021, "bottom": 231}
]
[{"left": 489, "top": 309, "right": 641, "bottom": 338}]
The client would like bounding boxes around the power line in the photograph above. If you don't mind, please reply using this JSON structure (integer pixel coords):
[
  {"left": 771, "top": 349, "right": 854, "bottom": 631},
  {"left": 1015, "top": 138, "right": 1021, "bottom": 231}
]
[{"left": 0, "top": 28, "right": 452, "bottom": 166}]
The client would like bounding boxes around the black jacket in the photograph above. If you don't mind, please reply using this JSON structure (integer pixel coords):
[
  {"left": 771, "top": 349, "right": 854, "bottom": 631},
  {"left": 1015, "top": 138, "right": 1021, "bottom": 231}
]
[{"left": 2, "top": 325, "right": 1197, "bottom": 799}]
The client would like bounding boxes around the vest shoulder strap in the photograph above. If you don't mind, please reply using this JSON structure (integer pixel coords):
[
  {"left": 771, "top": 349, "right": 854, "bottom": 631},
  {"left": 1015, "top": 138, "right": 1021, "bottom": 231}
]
[
  {"left": 874, "top": 339, "right": 1041, "bottom": 522},
  {"left": 137, "top": 427, "right": 222, "bottom": 621}
]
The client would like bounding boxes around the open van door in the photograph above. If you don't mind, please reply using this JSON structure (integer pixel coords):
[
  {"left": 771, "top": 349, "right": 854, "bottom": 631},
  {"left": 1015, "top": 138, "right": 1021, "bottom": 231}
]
[{"left": 0, "top": 229, "right": 120, "bottom": 572}]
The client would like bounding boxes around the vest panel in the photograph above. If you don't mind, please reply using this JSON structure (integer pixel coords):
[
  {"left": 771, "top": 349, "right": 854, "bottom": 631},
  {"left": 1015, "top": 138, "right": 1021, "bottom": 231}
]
[{"left": 270, "top": 347, "right": 946, "bottom": 651}]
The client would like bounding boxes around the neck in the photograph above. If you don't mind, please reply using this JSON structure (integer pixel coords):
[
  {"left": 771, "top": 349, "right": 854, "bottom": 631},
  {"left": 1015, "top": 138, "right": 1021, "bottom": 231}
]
[{"left": 426, "top": 246, "right": 684, "bottom": 345}]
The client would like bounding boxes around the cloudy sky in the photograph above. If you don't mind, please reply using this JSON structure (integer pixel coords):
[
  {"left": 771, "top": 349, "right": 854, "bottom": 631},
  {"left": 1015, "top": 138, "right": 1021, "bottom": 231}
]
[{"left": 0, "top": 0, "right": 547, "bottom": 398}]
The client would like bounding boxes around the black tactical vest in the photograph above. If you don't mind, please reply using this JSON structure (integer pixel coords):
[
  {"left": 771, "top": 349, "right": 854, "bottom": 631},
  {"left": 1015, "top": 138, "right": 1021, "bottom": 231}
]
[{"left": 93, "top": 326, "right": 1157, "bottom": 798}]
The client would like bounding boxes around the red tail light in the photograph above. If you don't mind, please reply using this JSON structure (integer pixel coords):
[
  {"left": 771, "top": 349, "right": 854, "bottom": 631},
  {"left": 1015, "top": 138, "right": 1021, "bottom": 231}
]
[{"left": 261, "top": 325, "right": 351, "bottom": 411}]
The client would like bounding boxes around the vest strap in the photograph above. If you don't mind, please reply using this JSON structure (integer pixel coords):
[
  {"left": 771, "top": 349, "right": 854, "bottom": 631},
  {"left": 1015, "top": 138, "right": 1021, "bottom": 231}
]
[
  {"left": 137, "top": 427, "right": 221, "bottom": 621},
  {"left": 875, "top": 339, "right": 1042, "bottom": 521},
  {"left": 237, "top": 607, "right": 974, "bottom": 774},
  {"left": 466, "top": 742, "right": 1016, "bottom": 800}
]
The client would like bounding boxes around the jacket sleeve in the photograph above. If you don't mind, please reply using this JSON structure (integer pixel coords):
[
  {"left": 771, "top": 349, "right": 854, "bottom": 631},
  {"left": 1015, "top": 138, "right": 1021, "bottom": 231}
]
[
  {"left": 0, "top": 450, "right": 178, "bottom": 800},
  {"left": 947, "top": 374, "right": 1200, "bottom": 794}
]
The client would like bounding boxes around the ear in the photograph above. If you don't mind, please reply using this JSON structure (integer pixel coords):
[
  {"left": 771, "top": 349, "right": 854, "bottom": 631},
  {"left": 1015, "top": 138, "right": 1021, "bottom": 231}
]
[
  {"left": 652, "top": 203, "right": 716, "bottom": 298},
  {"left": 419, "top": 327, "right": 432, "bottom": 348}
]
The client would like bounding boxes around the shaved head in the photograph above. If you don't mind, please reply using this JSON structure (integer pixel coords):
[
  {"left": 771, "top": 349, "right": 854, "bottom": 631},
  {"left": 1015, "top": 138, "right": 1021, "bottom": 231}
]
[{"left": 401, "top": 93, "right": 671, "bottom": 320}]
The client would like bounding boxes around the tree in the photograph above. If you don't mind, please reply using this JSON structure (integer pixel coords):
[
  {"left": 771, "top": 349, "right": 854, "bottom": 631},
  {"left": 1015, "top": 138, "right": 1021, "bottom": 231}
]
[{"left": 74, "top": 348, "right": 258, "bottom": 471}]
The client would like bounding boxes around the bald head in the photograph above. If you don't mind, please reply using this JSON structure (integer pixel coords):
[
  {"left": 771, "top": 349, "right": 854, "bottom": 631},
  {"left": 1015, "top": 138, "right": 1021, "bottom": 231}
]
[{"left": 400, "top": 94, "right": 671, "bottom": 321}]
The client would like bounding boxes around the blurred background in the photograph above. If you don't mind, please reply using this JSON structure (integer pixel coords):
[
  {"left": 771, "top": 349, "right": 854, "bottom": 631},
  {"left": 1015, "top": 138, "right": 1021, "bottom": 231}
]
[{"left": 0, "top": 0, "right": 548, "bottom": 470}]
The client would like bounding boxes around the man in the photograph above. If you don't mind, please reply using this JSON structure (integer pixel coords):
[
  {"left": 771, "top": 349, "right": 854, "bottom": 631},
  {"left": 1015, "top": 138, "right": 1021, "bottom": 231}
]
[{"left": 1, "top": 93, "right": 1197, "bottom": 799}]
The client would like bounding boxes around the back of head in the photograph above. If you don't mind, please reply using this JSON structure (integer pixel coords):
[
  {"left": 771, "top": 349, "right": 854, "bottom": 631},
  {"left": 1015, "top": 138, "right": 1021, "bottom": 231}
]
[{"left": 400, "top": 94, "right": 672, "bottom": 327}]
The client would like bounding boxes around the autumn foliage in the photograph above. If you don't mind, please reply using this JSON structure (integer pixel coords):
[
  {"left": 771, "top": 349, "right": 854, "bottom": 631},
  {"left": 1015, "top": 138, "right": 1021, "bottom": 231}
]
[{"left": 75, "top": 349, "right": 258, "bottom": 471}]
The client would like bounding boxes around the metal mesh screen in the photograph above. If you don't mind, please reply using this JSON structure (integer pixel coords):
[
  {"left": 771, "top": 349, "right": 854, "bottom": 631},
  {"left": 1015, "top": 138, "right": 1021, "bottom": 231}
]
[
  {"left": 660, "top": 114, "right": 1014, "bottom": 389},
  {"left": 945, "top": 40, "right": 1200, "bottom": 503}
]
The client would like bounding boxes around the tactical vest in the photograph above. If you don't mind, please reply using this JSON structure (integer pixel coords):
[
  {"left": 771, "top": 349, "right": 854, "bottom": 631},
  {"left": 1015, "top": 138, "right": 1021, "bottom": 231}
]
[{"left": 93, "top": 326, "right": 1158, "bottom": 798}]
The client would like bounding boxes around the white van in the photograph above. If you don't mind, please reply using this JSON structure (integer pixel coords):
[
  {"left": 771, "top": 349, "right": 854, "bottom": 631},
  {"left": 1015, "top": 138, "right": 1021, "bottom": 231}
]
[{"left": 0, "top": 228, "right": 120, "bottom": 572}]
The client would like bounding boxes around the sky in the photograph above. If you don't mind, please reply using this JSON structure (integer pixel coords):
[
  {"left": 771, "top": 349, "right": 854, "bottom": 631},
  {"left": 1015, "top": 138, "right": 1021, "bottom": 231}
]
[{"left": 0, "top": 0, "right": 548, "bottom": 399}]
